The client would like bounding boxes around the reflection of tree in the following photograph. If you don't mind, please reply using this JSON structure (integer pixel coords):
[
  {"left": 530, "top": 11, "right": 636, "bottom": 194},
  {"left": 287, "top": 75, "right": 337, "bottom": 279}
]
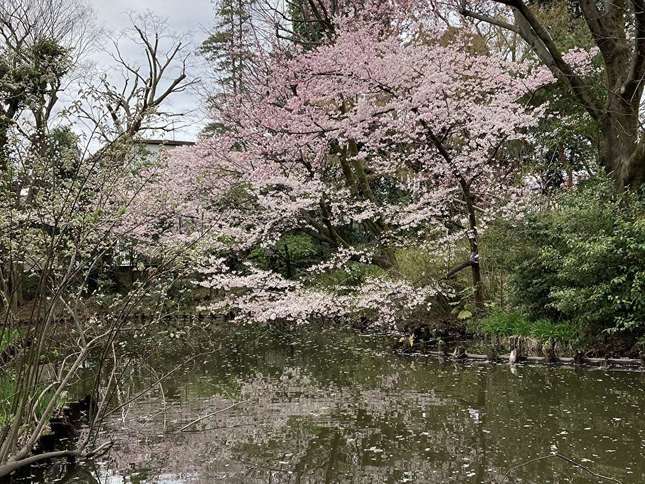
[{"left": 224, "top": 364, "right": 487, "bottom": 482}]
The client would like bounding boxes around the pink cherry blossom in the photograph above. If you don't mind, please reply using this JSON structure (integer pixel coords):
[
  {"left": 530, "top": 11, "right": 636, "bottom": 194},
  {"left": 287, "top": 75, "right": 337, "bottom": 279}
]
[{"left": 123, "top": 8, "right": 553, "bottom": 323}]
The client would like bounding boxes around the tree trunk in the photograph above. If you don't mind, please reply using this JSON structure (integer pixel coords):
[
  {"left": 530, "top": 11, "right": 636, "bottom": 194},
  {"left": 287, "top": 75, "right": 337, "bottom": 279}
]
[
  {"left": 470, "top": 1, "right": 645, "bottom": 189},
  {"left": 461, "top": 182, "right": 484, "bottom": 308},
  {"left": 470, "top": 248, "right": 483, "bottom": 308},
  {"left": 598, "top": 93, "right": 645, "bottom": 188},
  {"left": 623, "top": 140, "right": 645, "bottom": 189}
]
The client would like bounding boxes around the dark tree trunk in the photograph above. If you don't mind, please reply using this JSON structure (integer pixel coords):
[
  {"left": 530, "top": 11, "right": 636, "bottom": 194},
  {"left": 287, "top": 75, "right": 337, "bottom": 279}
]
[
  {"left": 462, "top": 184, "right": 484, "bottom": 308},
  {"left": 598, "top": 92, "right": 645, "bottom": 189}
]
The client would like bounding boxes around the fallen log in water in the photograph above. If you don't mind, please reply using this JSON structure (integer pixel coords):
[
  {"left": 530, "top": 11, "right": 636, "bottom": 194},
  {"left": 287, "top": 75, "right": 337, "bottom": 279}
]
[
  {"left": 0, "top": 450, "right": 80, "bottom": 479},
  {"left": 417, "top": 350, "right": 644, "bottom": 369}
]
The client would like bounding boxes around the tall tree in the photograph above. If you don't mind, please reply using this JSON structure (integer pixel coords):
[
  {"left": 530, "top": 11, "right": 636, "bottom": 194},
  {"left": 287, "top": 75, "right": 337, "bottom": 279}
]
[
  {"left": 201, "top": 0, "right": 256, "bottom": 97},
  {"left": 0, "top": 0, "right": 92, "bottom": 173},
  {"left": 0, "top": 0, "right": 94, "bottom": 311},
  {"left": 461, "top": 0, "right": 645, "bottom": 189}
]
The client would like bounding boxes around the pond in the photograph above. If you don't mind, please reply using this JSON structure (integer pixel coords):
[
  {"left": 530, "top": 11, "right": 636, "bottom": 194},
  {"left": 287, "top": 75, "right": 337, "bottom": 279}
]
[{"left": 20, "top": 324, "right": 645, "bottom": 483}]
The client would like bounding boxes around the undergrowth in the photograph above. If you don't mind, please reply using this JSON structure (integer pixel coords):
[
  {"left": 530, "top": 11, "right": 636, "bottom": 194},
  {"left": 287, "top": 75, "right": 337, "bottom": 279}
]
[{"left": 472, "top": 309, "right": 579, "bottom": 344}]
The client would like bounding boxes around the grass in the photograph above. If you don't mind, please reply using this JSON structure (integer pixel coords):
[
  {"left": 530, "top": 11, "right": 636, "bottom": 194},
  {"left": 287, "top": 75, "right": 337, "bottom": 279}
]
[
  {"left": 0, "top": 372, "right": 72, "bottom": 428},
  {"left": 0, "top": 328, "right": 22, "bottom": 354},
  {"left": 472, "top": 309, "right": 579, "bottom": 344},
  {"left": 0, "top": 373, "right": 16, "bottom": 426}
]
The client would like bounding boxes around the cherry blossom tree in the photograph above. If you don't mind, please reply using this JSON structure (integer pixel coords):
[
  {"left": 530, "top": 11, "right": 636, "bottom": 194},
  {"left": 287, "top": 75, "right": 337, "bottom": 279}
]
[{"left": 129, "top": 8, "right": 549, "bottom": 321}]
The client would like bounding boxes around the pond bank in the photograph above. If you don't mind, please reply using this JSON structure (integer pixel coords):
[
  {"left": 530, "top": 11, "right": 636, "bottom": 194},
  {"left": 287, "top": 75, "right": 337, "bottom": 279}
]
[
  {"left": 390, "top": 316, "right": 645, "bottom": 365},
  {"left": 399, "top": 347, "right": 645, "bottom": 370}
]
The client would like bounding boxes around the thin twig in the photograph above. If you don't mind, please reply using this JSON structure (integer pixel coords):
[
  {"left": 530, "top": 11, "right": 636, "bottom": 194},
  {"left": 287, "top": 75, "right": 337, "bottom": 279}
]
[
  {"left": 102, "top": 350, "right": 213, "bottom": 419},
  {"left": 175, "top": 400, "right": 249, "bottom": 433}
]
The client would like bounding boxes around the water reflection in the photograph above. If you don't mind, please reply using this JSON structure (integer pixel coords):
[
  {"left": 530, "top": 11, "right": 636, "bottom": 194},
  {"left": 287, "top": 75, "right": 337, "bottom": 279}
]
[{"left": 23, "top": 326, "right": 645, "bottom": 483}]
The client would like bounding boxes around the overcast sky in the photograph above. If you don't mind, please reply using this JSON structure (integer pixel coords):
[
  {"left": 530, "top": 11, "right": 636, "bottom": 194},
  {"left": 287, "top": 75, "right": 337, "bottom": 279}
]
[{"left": 86, "top": 0, "right": 214, "bottom": 141}]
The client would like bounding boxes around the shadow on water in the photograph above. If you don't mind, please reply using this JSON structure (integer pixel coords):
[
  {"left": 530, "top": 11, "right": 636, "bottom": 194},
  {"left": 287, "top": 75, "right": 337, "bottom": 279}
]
[{"left": 13, "top": 324, "right": 645, "bottom": 483}]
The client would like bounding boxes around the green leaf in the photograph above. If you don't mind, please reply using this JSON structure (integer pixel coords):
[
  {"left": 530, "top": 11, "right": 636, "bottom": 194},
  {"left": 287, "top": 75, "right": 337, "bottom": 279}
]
[{"left": 457, "top": 309, "right": 473, "bottom": 320}]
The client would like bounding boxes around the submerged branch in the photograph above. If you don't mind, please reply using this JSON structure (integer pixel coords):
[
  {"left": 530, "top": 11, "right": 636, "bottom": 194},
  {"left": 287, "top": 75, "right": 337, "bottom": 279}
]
[
  {"left": 0, "top": 450, "right": 79, "bottom": 479},
  {"left": 501, "top": 452, "right": 623, "bottom": 483}
]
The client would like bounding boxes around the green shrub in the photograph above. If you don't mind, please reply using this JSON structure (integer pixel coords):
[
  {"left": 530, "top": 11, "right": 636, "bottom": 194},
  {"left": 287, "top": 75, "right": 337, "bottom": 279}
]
[
  {"left": 395, "top": 245, "right": 473, "bottom": 318},
  {"left": 396, "top": 245, "right": 462, "bottom": 287},
  {"left": 276, "top": 233, "right": 320, "bottom": 261},
  {"left": 498, "top": 176, "right": 645, "bottom": 335},
  {"left": 475, "top": 309, "right": 578, "bottom": 343}
]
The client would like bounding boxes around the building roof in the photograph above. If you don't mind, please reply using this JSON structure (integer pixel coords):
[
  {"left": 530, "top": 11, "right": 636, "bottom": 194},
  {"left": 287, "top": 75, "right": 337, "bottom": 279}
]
[{"left": 136, "top": 139, "right": 196, "bottom": 147}]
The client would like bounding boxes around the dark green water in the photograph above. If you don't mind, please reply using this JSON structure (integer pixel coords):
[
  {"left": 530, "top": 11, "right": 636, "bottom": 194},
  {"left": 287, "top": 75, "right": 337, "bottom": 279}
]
[{"left": 29, "top": 325, "right": 645, "bottom": 483}]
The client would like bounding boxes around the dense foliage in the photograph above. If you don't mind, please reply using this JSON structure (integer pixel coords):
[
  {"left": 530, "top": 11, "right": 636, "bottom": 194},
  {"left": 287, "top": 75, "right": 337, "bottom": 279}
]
[{"left": 499, "top": 178, "right": 645, "bottom": 336}]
